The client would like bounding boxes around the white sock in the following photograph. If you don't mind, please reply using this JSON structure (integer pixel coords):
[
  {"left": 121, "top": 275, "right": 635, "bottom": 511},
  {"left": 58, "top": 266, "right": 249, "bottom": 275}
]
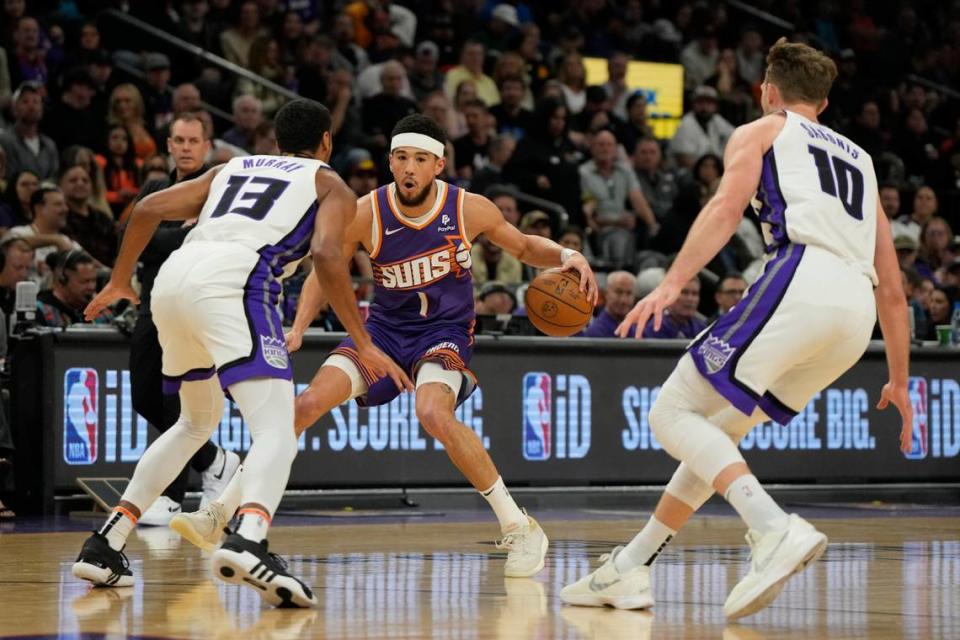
[
  {"left": 216, "top": 464, "right": 244, "bottom": 518},
  {"left": 480, "top": 476, "right": 527, "bottom": 532},
  {"left": 99, "top": 508, "right": 137, "bottom": 551},
  {"left": 615, "top": 515, "right": 676, "bottom": 573},
  {"left": 724, "top": 474, "right": 789, "bottom": 533},
  {"left": 236, "top": 507, "right": 270, "bottom": 542}
]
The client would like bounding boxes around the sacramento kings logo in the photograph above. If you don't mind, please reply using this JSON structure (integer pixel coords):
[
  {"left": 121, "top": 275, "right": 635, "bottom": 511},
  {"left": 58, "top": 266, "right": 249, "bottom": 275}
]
[
  {"left": 698, "top": 336, "right": 735, "bottom": 374},
  {"left": 260, "top": 335, "right": 289, "bottom": 369}
]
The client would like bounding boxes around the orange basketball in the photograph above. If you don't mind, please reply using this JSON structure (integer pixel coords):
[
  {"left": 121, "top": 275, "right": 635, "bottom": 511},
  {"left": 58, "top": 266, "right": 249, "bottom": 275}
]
[{"left": 525, "top": 270, "right": 594, "bottom": 336}]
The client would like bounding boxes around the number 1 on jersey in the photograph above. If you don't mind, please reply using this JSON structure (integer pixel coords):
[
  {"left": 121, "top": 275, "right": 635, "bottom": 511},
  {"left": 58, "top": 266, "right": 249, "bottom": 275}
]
[{"left": 808, "top": 145, "right": 864, "bottom": 220}]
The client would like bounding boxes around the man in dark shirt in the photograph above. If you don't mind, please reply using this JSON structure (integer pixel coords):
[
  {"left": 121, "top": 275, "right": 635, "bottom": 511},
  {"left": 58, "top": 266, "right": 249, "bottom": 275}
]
[
  {"left": 36, "top": 250, "right": 115, "bottom": 328},
  {"left": 362, "top": 61, "right": 419, "bottom": 171},
  {"left": 453, "top": 99, "right": 492, "bottom": 181},
  {"left": 43, "top": 68, "right": 102, "bottom": 151},
  {"left": 489, "top": 75, "right": 535, "bottom": 141},
  {"left": 129, "top": 113, "right": 239, "bottom": 526},
  {"left": 61, "top": 165, "right": 117, "bottom": 268}
]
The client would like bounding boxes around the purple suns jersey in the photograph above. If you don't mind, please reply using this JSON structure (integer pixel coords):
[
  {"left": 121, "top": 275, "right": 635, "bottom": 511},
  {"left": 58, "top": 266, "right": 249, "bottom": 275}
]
[{"left": 368, "top": 180, "right": 475, "bottom": 329}]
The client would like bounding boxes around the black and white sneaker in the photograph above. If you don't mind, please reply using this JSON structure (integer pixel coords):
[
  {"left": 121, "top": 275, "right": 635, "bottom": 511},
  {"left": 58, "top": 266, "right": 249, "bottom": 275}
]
[
  {"left": 211, "top": 533, "right": 317, "bottom": 608},
  {"left": 72, "top": 532, "right": 135, "bottom": 587}
]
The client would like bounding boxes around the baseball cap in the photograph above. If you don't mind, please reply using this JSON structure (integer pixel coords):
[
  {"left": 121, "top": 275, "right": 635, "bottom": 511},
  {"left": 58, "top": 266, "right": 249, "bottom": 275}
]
[
  {"left": 692, "top": 85, "right": 719, "bottom": 101},
  {"left": 894, "top": 235, "right": 918, "bottom": 251},
  {"left": 491, "top": 4, "right": 520, "bottom": 28},
  {"left": 416, "top": 40, "right": 439, "bottom": 60},
  {"left": 144, "top": 52, "right": 170, "bottom": 71},
  {"left": 520, "top": 210, "right": 551, "bottom": 231},
  {"left": 345, "top": 147, "right": 376, "bottom": 174}
]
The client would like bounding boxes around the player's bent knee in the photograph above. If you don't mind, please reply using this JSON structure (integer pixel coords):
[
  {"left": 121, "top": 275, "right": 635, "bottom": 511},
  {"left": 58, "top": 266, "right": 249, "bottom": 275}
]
[
  {"left": 648, "top": 393, "right": 679, "bottom": 449},
  {"left": 415, "top": 400, "right": 455, "bottom": 441}
]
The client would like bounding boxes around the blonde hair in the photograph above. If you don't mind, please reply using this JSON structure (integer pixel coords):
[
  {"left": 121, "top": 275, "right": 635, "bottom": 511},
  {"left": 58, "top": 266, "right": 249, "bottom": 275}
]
[
  {"left": 765, "top": 37, "right": 838, "bottom": 105},
  {"left": 108, "top": 83, "right": 146, "bottom": 126}
]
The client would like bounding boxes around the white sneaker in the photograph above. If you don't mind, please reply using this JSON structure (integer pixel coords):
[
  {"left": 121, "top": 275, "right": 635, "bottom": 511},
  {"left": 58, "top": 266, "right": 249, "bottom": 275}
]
[
  {"left": 200, "top": 448, "right": 241, "bottom": 509},
  {"left": 170, "top": 501, "right": 228, "bottom": 551},
  {"left": 497, "top": 514, "right": 549, "bottom": 578},
  {"left": 560, "top": 546, "right": 655, "bottom": 610},
  {"left": 723, "top": 514, "right": 828, "bottom": 620},
  {"left": 139, "top": 495, "right": 181, "bottom": 526}
]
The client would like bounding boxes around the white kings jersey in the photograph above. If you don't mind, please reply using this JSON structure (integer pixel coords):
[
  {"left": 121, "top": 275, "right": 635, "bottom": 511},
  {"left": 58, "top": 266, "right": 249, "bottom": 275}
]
[
  {"left": 184, "top": 155, "right": 328, "bottom": 280},
  {"left": 753, "top": 110, "right": 879, "bottom": 284}
]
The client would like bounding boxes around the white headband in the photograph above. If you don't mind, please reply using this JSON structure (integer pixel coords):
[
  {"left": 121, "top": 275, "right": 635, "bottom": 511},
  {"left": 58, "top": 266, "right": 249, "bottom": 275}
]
[{"left": 390, "top": 132, "right": 444, "bottom": 158}]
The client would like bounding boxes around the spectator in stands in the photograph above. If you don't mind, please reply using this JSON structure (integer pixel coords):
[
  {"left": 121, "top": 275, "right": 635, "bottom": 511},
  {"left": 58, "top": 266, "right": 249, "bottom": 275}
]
[
  {"left": 59, "top": 165, "right": 115, "bottom": 268},
  {"left": 0, "top": 170, "right": 38, "bottom": 231},
  {"left": 444, "top": 40, "right": 499, "bottom": 107},
  {"left": 470, "top": 133, "right": 515, "bottom": 196},
  {"left": 895, "top": 234, "right": 919, "bottom": 271},
  {"left": 172, "top": 83, "right": 202, "bottom": 118},
  {"left": 364, "top": 61, "right": 419, "bottom": 168},
  {"left": 893, "top": 185, "right": 938, "bottom": 242},
  {"left": 704, "top": 48, "right": 755, "bottom": 126},
  {"left": 604, "top": 51, "right": 631, "bottom": 120},
  {"left": 487, "top": 186, "right": 521, "bottom": 227},
  {"left": 36, "top": 250, "right": 113, "bottom": 328},
  {"left": 68, "top": 21, "right": 102, "bottom": 68},
  {"left": 902, "top": 267, "right": 928, "bottom": 339},
  {"left": 490, "top": 74, "right": 535, "bottom": 142},
  {"left": 916, "top": 217, "right": 953, "bottom": 282},
  {"left": 475, "top": 281, "right": 517, "bottom": 316},
  {"left": 557, "top": 52, "right": 587, "bottom": 114},
  {"left": 580, "top": 129, "right": 657, "bottom": 269},
  {"left": 237, "top": 37, "right": 290, "bottom": 117},
  {"left": 96, "top": 125, "right": 141, "bottom": 218},
  {"left": 4, "top": 187, "right": 82, "bottom": 283},
  {"left": 220, "top": 0, "right": 266, "bottom": 68},
  {"left": 418, "top": 91, "right": 458, "bottom": 180},
  {"left": 453, "top": 99, "right": 492, "bottom": 182},
  {"left": 195, "top": 110, "right": 246, "bottom": 163},
  {"left": 633, "top": 137, "right": 679, "bottom": 222},
  {"left": 343, "top": 148, "right": 379, "bottom": 197},
  {"left": 252, "top": 121, "right": 277, "bottom": 155},
  {"left": 620, "top": 92, "right": 655, "bottom": 155},
  {"left": 492, "top": 52, "right": 533, "bottom": 109},
  {"left": 942, "top": 257, "right": 960, "bottom": 289},
  {"left": 330, "top": 12, "right": 369, "bottom": 76},
  {"left": 181, "top": 0, "right": 221, "bottom": 57},
  {"left": 520, "top": 210, "right": 552, "bottom": 239},
  {"left": 86, "top": 49, "right": 113, "bottom": 114},
  {"left": 8, "top": 16, "right": 47, "bottom": 87},
  {"left": 582, "top": 270, "right": 637, "bottom": 338},
  {"left": 846, "top": 100, "right": 889, "bottom": 159},
  {"left": 1, "top": 82, "right": 58, "bottom": 182},
  {"left": 714, "top": 273, "right": 747, "bottom": 319},
  {"left": 504, "top": 97, "right": 584, "bottom": 226},
  {"left": 142, "top": 53, "right": 173, "bottom": 134},
  {"left": 0, "top": 237, "right": 33, "bottom": 315},
  {"left": 480, "top": 4, "right": 521, "bottom": 58},
  {"left": 447, "top": 80, "right": 477, "bottom": 139},
  {"left": 938, "top": 235, "right": 960, "bottom": 284},
  {"left": 735, "top": 26, "right": 764, "bottom": 85},
  {"left": 922, "top": 286, "right": 957, "bottom": 341},
  {"left": 471, "top": 234, "right": 522, "bottom": 287},
  {"left": 222, "top": 95, "right": 263, "bottom": 153},
  {"left": 879, "top": 183, "right": 901, "bottom": 219},
  {"left": 43, "top": 68, "right": 100, "bottom": 151},
  {"left": 409, "top": 40, "right": 443, "bottom": 103},
  {"left": 642, "top": 276, "right": 708, "bottom": 339},
  {"left": 107, "top": 83, "right": 157, "bottom": 160},
  {"left": 558, "top": 225, "right": 585, "bottom": 252},
  {"left": 680, "top": 23, "right": 718, "bottom": 90},
  {"left": 670, "top": 85, "right": 734, "bottom": 169},
  {"left": 894, "top": 107, "right": 941, "bottom": 185}
]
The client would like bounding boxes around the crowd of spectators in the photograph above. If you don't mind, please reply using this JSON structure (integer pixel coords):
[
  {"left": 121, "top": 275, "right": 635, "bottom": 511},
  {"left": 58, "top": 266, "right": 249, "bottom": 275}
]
[{"left": 0, "top": 0, "right": 959, "bottom": 347}]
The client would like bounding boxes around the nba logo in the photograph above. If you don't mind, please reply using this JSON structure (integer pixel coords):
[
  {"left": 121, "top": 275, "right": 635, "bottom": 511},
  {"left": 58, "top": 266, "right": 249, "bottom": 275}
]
[
  {"left": 904, "top": 377, "right": 928, "bottom": 460},
  {"left": 522, "top": 372, "right": 551, "bottom": 460},
  {"left": 64, "top": 368, "right": 98, "bottom": 465}
]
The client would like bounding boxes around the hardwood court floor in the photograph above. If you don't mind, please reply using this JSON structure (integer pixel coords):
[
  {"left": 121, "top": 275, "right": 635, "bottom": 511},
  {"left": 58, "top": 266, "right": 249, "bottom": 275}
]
[{"left": 0, "top": 509, "right": 957, "bottom": 639}]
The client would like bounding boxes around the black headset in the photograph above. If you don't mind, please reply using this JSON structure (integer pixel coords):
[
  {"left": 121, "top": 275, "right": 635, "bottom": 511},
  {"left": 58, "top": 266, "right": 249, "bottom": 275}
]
[{"left": 57, "top": 249, "right": 85, "bottom": 285}]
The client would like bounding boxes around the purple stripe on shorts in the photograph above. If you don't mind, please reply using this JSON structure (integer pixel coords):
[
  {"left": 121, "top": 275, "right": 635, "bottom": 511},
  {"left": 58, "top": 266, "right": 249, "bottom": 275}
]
[
  {"left": 688, "top": 243, "right": 805, "bottom": 417},
  {"left": 758, "top": 391, "right": 798, "bottom": 425},
  {"left": 217, "top": 202, "right": 318, "bottom": 390},
  {"left": 758, "top": 149, "right": 788, "bottom": 252},
  {"left": 162, "top": 366, "right": 217, "bottom": 394}
]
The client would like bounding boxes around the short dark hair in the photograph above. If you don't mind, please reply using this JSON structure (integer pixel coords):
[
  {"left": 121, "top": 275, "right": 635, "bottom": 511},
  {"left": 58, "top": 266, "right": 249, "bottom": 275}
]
[
  {"left": 48, "top": 249, "right": 94, "bottom": 275},
  {"left": 30, "top": 187, "right": 60, "bottom": 212},
  {"left": 903, "top": 267, "right": 923, "bottom": 288},
  {"left": 274, "top": 99, "right": 331, "bottom": 155},
  {"left": 718, "top": 272, "right": 746, "bottom": 289},
  {"left": 390, "top": 114, "right": 447, "bottom": 147},
  {"left": 462, "top": 98, "right": 487, "bottom": 112}
]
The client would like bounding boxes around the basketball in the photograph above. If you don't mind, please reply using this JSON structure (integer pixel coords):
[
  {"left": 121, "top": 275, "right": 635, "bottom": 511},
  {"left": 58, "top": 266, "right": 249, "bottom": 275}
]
[{"left": 525, "top": 270, "right": 594, "bottom": 336}]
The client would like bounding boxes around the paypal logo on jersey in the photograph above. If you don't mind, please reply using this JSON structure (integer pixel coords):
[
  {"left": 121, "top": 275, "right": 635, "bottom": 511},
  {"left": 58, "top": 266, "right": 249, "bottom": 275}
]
[
  {"left": 64, "top": 368, "right": 99, "bottom": 464},
  {"left": 523, "top": 373, "right": 551, "bottom": 460},
  {"left": 437, "top": 214, "right": 456, "bottom": 233}
]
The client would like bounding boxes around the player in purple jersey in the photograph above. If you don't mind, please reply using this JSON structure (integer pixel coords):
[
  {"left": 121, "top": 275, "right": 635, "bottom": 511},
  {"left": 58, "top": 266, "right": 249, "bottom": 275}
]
[{"left": 176, "top": 114, "right": 599, "bottom": 578}]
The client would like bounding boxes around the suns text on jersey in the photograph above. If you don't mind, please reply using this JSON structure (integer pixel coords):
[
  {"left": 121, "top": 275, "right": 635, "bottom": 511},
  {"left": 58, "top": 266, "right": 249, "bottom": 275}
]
[{"left": 376, "top": 240, "right": 470, "bottom": 290}]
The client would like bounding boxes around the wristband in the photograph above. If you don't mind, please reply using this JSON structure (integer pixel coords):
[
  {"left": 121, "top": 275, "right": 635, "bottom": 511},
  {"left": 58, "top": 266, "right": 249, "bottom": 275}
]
[{"left": 560, "top": 248, "right": 579, "bottom": 263}]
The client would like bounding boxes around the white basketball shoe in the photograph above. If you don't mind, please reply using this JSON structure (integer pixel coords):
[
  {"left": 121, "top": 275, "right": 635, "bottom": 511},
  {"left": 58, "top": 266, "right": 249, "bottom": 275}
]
[
  {"left": 724, "top": 513, "right": 828, "bottom": 620},
  {"left": 170, "top": 501, "right": 229, "bottom": 551},
  {"left": 139, "top": 495, "right": 181, "bottom": 527},
  {"left": 497, "top": 514, "right": 549, "bottom": 577},
  {"left": 560, "top": 546, "right": 655, "bottom": 610},
  {"left": 200, "top": 449, "right": 241, "bottom": 509}
]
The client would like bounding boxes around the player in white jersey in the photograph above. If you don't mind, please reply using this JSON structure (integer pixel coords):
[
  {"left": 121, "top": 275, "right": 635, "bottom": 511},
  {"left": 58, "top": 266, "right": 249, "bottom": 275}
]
[
  {"left": 72, "top": 99, "right": 410, "bottom": 607},
  {"left": 561, "top": 39, "right": 914, "bottom": 619}
]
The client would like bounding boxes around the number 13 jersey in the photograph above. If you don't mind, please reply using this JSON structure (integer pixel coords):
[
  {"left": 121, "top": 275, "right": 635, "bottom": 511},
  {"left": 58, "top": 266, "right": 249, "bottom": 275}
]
[
  {"left": 754, "top": 110, "right": 878, "bottom": 284},
  {"left": 186, "top": 155, "right": 329, "bottom": 281}
]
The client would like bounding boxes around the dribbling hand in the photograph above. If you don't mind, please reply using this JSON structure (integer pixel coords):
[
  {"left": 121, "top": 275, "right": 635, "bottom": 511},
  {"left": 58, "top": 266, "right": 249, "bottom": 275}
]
[
  {"left": 84, "top": 281, "right": 139, "bottom": 321},
  {"left": 616, "top": 281, "right": 681, "bottom": 338},
  {"left": 560, "top": 253, "right": 600, "bottom": 306},
  {"left": 284, "top": 329, "right": 304, "bottom": 353},
  {"left": 877, "top": 382, "right": 914, "bottom": 453},
  {"left": 358, "top": 344, "right": 414, "bottom": 392}
]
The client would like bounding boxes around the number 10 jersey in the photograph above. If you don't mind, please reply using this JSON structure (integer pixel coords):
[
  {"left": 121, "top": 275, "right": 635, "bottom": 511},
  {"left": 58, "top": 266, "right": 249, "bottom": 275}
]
[{"left": 753, "top": 110, "right": 878, "bottom": 284}]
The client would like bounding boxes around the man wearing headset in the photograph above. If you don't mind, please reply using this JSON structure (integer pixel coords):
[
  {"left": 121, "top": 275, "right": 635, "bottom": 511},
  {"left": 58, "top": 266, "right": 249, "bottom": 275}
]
[{"left": 36, "top": 249, "right": 115, "bottom": 327}]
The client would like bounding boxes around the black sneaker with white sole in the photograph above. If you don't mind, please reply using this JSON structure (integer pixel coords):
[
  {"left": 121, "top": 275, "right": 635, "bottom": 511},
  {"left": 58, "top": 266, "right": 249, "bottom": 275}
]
[
  {"left": 71, "top": 532, "right": 135, "bottom": 587},
  {"left": 211, "top": 533, "right": 317, "bottom": 608}
]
